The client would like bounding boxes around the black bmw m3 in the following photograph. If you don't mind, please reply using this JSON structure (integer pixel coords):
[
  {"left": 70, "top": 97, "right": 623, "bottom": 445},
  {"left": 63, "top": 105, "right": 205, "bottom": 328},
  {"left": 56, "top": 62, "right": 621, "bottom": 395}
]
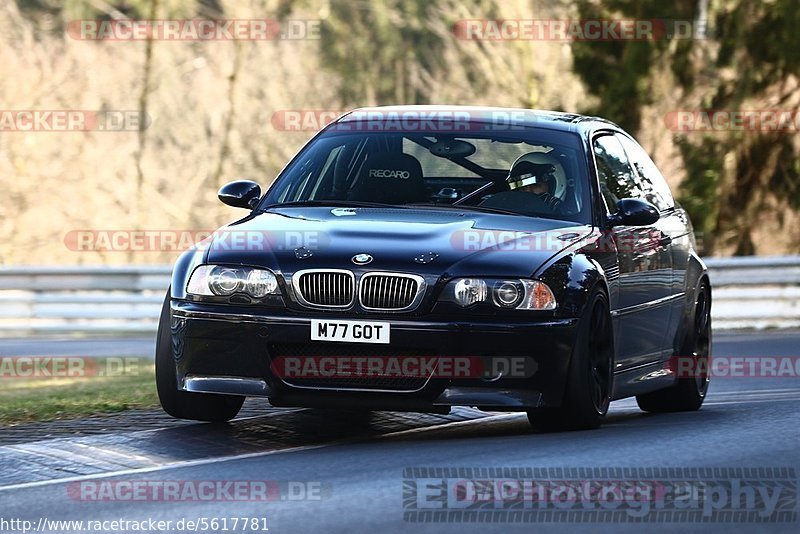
[{"left": 156, "top": 106, "right": 711, "bottom": 431}]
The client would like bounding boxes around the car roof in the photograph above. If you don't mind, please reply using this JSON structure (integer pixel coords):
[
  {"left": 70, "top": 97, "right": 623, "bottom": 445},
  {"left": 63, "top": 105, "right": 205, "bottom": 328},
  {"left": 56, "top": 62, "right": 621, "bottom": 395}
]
[{"left": 333, "top": 105, "right": 623, "bottom": 136}]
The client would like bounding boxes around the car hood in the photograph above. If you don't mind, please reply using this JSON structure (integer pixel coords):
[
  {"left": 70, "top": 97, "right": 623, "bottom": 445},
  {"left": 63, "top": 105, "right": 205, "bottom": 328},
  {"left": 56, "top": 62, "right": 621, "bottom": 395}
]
[{"left": 204, "top": 206, "right": 592, "bottom": 278}]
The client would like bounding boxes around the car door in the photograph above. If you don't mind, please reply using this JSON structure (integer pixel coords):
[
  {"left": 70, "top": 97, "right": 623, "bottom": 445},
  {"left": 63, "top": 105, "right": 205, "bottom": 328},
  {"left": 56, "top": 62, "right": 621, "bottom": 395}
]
[
  {"left": 616, "top": 133, "right": 690, "bottom": 353},
  {"left": 592, "top": 133, "right": 673, "bottom": 371}
]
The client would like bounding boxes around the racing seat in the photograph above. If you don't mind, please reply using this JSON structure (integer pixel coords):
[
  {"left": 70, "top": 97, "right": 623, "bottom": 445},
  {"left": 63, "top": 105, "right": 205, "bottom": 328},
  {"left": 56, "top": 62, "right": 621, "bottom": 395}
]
[{"left": 348, "top": 153, "right": 427, "bottom": 205}]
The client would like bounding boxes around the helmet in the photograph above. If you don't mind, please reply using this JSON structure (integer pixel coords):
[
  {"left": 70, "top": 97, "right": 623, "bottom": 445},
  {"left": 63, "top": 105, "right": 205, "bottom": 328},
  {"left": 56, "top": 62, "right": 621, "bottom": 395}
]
[{"left": 507, "top": 152, "right": 567, "bottom": 197}]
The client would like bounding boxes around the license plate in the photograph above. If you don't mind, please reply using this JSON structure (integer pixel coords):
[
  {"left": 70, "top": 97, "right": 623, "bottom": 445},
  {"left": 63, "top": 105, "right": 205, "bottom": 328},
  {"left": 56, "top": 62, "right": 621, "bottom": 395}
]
[{"left": 310, "top": 319, "right": 391, "bottom": 344}]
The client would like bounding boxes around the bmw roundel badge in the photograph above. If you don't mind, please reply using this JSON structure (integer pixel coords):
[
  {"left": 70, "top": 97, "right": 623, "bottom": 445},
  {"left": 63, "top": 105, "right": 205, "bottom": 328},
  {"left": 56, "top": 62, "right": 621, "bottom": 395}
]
[{"left": 352, "top": 253, "right": 373, "bottom": 265}]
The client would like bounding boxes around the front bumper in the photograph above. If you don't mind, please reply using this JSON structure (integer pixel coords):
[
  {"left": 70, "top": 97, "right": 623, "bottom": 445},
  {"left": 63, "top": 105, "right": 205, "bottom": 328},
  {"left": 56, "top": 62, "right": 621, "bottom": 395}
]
[{"left": 170, "top": 300, "right": 579, "bottom": 410}]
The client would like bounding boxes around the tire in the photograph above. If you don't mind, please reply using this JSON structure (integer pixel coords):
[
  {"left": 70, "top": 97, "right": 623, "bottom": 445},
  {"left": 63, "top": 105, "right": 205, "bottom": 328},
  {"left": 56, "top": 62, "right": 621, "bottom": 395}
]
[
  {"left": 636, "top": 281, "right": 711, "bottom": 413},
  {"left": 155, "top": 291, "right": 244, "bottom": 422},
  {"left": 527, "top": 287, "right": 614, "bottom": 431}
]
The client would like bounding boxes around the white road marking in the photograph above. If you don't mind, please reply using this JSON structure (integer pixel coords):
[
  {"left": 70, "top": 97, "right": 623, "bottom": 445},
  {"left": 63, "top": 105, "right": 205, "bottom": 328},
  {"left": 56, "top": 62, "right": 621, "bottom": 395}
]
[{"left": 0, "top": 442, "right": 336, "bottom": 493}]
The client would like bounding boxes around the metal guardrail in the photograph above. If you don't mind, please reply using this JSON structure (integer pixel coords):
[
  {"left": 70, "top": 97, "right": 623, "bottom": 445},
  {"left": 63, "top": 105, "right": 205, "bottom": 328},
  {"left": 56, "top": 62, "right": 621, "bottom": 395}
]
[
  {"left": 704, "top": 256, "right": 800, "bottom": 329},
  {"left": 704, "top": 256, "right": 800, "bottom": 286},
  {"left": 0, "top": 257, "right": 798, "bottom": 335},
  {"left": 0, "top": 267, "right": 170, "bottom": 335}
]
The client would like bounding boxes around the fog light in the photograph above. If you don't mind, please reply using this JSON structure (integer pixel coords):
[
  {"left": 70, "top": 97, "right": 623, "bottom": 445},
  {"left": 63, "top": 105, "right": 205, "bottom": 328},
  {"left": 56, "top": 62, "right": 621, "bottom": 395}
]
[
  {"left": 245, "top": 269, "right": 278, "bottom": 297},
  {"left": 454, "top": 278, "right": 487, "bottom": 307}
]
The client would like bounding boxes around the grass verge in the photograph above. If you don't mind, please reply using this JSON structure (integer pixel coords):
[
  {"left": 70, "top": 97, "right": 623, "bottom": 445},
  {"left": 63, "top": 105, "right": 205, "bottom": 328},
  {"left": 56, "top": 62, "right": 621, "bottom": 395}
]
[{"left": 0, "top": 357, "right": 158, "bottom": 425}]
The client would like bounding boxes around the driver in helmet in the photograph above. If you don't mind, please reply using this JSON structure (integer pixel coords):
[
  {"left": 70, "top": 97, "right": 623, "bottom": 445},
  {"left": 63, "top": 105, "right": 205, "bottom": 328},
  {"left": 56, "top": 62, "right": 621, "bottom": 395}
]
[
  {"left": 478, "top": 152, "right": 564, "bottom": 214},
  {"left": 506, "top": 159, "right": 562, "bottom": 211}
]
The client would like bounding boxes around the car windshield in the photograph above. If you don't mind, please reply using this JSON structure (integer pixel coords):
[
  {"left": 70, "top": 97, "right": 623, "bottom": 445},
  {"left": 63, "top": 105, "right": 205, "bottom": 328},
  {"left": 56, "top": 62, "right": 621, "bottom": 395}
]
[{"left": 260, "top": 126, "right": 591, "bottom": 223}]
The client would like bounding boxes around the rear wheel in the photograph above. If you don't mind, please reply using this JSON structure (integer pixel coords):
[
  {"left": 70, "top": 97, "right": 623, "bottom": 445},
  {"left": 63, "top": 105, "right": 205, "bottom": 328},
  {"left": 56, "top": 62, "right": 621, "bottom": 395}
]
[
  {"left": 155, "top": 292, "right": 244, "bottom": 422},
  {"left": 527, "top": 287, "right": 614, "bottom": 431},
  {"left": 636, "top": 281, "right": 711, "bottom": 413}
]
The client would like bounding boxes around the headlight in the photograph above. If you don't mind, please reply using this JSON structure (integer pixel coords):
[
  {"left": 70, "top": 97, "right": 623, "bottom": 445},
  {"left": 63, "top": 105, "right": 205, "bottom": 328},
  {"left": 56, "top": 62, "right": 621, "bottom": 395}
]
[
  {"left": 210, "top": 267, "right": 242, "bottom": 295},
  {"left": 442, "top": 277, "right": 556, "bottom": 310},
  {"left": 187, "top": 265, "right": 279, "bottom": 298},
  {"left": 494, "top": 280, "right": 523, "bottom": 308}
]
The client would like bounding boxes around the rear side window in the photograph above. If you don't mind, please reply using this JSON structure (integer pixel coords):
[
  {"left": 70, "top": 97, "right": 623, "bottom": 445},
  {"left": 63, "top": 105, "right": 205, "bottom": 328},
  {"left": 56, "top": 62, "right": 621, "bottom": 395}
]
[{"left": 616, "top": 134, "right": 675, "bottom": 211}]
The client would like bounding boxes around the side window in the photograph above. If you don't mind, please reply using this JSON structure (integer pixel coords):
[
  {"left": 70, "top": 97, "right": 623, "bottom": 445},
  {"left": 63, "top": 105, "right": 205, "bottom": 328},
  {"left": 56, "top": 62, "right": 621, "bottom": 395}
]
[
  {"left": 617, "top": 134, "right": 675, "bottom": 211},
  {"left": 592, "top": 134, "right": 641, "bottom": 213}
]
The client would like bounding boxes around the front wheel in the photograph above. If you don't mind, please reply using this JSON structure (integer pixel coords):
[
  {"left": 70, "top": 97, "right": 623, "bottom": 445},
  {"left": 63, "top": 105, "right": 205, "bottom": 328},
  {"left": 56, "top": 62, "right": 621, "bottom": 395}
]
[
  {"left": 155, "top": 291, "right": 244, "bottom": 422},
  {"left": 527, "top": 287, "right": 614, "bottom": 431}
]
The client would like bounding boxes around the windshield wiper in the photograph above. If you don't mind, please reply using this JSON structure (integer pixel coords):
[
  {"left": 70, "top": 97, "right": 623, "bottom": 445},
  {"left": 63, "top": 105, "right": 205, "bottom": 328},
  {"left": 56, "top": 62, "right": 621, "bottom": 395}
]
[
  {"left": 406, "top": 202, "right": 526, "bottom": 217},
  {"left": 260, "top": 200, "right": 402, "bottom": 210}
]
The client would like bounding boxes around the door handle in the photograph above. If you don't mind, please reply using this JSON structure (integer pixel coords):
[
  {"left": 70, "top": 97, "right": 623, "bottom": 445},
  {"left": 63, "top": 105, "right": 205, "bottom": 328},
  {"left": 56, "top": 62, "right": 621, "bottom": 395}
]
[{"left": 658, "top": 234, "right": 672, "bottom": 246}]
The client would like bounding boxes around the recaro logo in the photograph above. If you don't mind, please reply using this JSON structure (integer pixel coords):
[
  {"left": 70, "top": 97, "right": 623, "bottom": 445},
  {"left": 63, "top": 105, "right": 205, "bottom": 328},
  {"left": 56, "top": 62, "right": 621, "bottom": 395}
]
[{"left": 368, "top": 169, "right": 410, "bottom": 179}]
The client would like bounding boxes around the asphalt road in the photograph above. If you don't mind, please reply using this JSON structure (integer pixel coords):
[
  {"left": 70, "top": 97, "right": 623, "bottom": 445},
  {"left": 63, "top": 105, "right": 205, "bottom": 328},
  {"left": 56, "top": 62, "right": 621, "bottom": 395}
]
[{"left": 0, "top": 331, "right": 798, "bottom": 534}]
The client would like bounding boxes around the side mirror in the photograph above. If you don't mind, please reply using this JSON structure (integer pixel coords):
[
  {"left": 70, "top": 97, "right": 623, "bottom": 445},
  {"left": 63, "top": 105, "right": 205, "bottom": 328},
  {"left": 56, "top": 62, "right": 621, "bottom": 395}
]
[
  {"left": 608, "top": 198, "right": 660, "bottom": 227},
  {"left": 218, "top": 180, "right": 261, "bottom": 209}
]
